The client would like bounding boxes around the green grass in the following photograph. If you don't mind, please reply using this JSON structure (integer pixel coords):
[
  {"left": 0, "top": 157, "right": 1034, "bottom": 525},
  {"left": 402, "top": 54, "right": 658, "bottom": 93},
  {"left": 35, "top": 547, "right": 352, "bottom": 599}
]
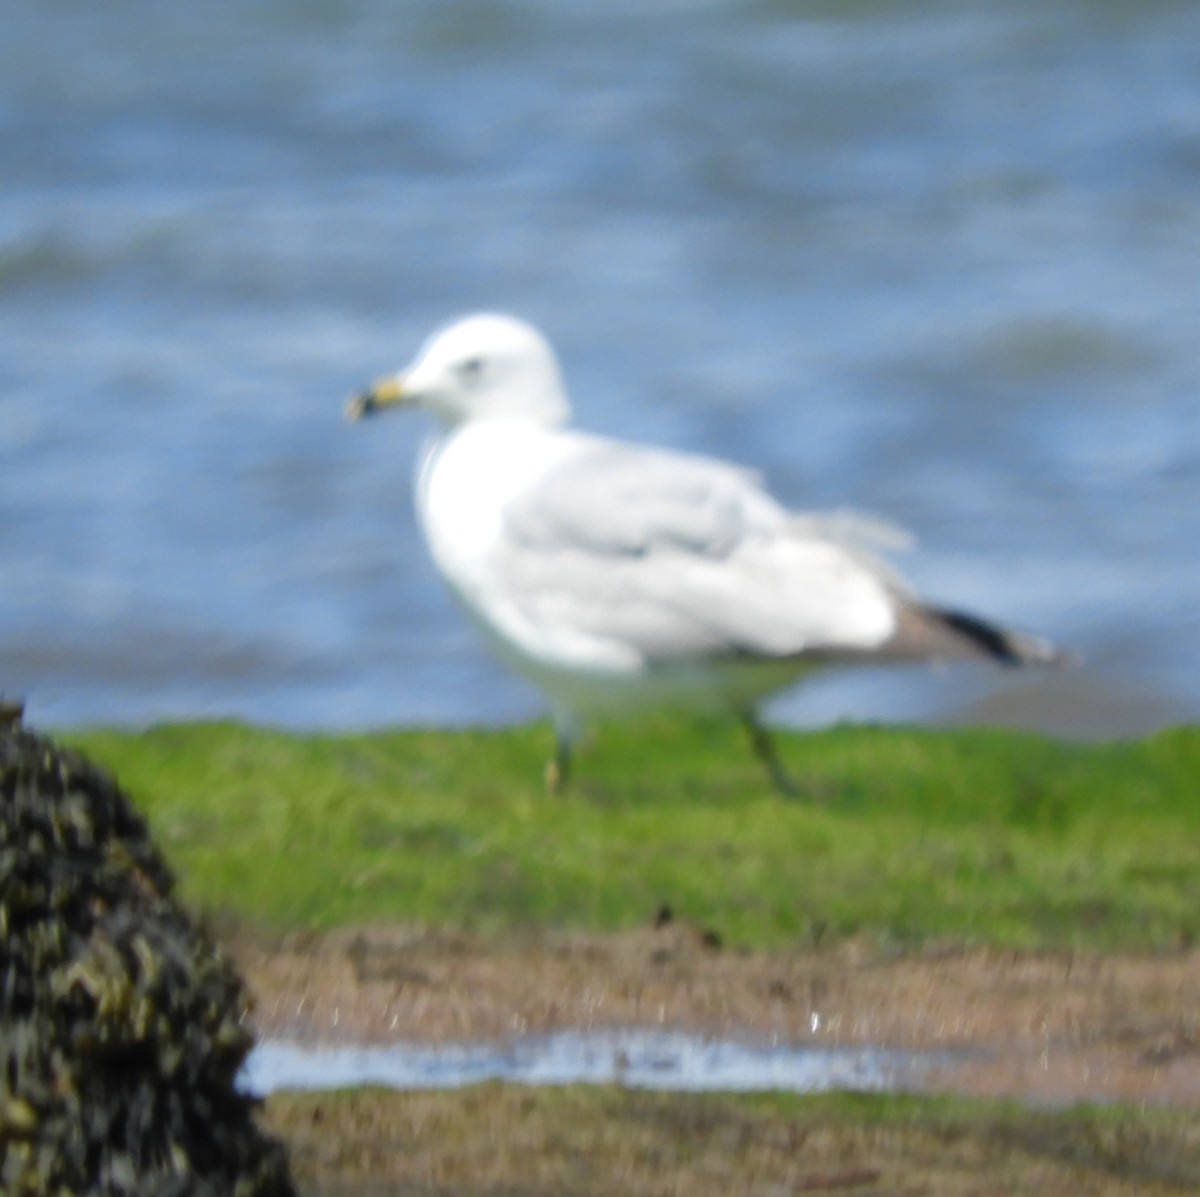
[{"left": 61, "top": 717, "right": 1200, "bottom": 951}]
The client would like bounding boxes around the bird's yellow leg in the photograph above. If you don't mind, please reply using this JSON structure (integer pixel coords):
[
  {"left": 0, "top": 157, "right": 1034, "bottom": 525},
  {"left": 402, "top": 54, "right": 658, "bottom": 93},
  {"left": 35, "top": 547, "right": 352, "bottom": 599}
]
[
  {"left": 544, "top": 723, "right": 574, "bottom": 796},
  {"left": 547, "top": 714, "right": 583, "bottom": 801}
]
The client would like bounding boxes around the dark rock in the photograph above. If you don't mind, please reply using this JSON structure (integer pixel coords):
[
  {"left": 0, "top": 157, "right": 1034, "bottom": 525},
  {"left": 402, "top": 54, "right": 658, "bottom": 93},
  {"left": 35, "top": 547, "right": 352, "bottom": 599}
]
[{"left": 0, "top": 718, "right": 297, "bottom": 1195}]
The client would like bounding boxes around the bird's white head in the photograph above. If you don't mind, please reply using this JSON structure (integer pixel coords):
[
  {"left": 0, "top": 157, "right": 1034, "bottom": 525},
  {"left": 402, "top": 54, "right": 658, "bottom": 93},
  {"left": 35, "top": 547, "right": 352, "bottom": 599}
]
[{"left": 347, "top": 313, "right": 570, "bottom": 429}]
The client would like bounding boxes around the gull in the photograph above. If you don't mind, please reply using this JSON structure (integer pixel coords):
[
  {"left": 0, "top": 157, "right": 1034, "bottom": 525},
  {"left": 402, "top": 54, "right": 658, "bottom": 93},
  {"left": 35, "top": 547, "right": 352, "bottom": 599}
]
[{"left": 347, "top": 313, "right": 1062, "bottom": 793}]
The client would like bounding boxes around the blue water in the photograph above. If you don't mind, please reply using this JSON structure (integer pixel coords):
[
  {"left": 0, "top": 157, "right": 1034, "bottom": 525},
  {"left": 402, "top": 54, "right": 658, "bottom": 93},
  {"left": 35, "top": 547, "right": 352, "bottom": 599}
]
[
  {"left": 243, "top": 1028, "right": 949, "bottom": 1096},
  {"left": 1, "top": 0, "right": 1197, "bottom": 737}
]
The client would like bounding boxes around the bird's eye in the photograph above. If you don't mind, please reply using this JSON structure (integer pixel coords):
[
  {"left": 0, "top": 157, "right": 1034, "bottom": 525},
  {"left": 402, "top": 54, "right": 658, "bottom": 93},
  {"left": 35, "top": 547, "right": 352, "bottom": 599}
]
[{"left": 456, "top": 356, "right": 485, "bottom": 382}]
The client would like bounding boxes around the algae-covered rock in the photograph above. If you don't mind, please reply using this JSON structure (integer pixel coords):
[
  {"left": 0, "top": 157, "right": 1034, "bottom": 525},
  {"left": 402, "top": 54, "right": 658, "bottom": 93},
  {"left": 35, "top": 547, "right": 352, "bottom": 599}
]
[{"left": 0, "top": 714, "right": 296, "bottom": 1196}]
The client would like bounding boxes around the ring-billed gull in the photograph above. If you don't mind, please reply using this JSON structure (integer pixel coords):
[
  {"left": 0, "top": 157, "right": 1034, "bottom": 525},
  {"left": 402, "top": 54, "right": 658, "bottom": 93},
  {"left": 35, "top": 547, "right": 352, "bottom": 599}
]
[{"left": 347, "top": 313, "right": 1062, "bottom": 793}]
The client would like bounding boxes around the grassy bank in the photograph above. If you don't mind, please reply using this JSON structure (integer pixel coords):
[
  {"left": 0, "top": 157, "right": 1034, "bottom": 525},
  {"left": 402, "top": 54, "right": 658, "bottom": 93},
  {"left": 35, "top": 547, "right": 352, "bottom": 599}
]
[
  {"left": 267, "top": 1085, "right": 1200, "bottom": 1196},
  {"left": 65, "top": 718, "right": 1200, "bottom": 951}
]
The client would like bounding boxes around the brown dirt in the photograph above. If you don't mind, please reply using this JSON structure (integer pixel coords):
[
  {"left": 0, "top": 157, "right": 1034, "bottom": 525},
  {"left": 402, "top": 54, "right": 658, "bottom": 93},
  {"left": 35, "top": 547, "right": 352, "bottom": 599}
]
[
  {"left": 226, "top": 918, "right": 1200, "bottom": 1106},
  {"left": 264, "top": 1085, "right": 1200, "bottom": 1197}
]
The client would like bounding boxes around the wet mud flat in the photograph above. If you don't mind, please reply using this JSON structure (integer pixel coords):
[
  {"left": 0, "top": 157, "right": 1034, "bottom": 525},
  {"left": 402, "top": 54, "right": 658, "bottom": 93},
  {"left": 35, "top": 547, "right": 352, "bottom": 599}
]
[
  {"left": 228, "top": 921, "right": 1200, "bottom": 1195},
  {"left": 231, "top": 920, "right": 1200, "bottom": 1106}
]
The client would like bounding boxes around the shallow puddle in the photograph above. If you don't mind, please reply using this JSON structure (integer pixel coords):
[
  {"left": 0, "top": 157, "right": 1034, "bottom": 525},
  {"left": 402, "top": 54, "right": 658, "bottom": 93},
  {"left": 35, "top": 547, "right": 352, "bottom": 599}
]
[{"left": 244, "top": 1028, "right": 960, "bottom": 1097}]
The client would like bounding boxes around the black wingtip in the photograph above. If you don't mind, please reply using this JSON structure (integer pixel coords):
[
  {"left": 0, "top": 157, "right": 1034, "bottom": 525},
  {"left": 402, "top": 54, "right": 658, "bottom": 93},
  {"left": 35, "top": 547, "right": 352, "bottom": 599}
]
[{"left": 929, "top": 607, "right": 1067, "bottom": 667}]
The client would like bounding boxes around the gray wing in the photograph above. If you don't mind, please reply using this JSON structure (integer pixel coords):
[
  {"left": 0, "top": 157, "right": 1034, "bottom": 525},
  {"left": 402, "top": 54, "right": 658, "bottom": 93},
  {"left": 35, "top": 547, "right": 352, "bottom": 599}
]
[{"left": 496, "top": 439, "right": 901, "bottom": 663}]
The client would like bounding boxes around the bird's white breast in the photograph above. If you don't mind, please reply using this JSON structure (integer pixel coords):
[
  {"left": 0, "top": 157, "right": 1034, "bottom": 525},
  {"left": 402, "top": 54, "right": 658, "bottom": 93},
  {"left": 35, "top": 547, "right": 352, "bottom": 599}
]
[
  {"left": 417, "top": 419, "right": 567, "bottom": 587},
  {"left": 416, "top": 419, "right": 629, "bottom": 677}
]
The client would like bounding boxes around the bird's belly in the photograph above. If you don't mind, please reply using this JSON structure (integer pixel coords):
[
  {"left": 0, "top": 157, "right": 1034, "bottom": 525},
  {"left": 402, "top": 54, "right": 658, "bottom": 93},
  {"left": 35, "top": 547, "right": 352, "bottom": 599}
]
[{"left": 473, "top": 629, "right": 824, "bottom": 719}]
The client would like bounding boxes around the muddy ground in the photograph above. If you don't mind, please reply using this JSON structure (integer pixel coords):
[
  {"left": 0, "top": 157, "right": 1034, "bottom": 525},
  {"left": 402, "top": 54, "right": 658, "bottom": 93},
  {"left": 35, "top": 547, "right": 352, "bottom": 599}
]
[
  {"left": 233, "top": 919, "right": 1200, "bottom": 1194},
  {"left": 228, "top": 917, "right": 1200, "bottom": 1107}
]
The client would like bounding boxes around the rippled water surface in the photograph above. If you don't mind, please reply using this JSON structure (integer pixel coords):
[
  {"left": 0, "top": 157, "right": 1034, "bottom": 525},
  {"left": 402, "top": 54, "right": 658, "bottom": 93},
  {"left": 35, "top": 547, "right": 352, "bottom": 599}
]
[{"left": 2, "top": 0, "right": 1197, "bottom": 735}]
